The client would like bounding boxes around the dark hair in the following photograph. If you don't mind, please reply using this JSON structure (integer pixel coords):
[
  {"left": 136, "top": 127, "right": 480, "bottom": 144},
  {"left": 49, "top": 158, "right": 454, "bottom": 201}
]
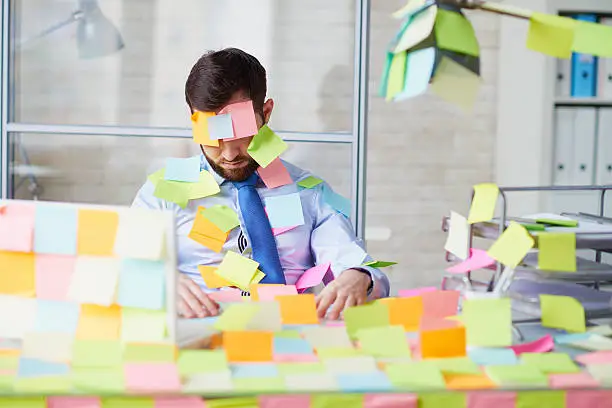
[{"left": 185, "top": 48, "right": 267, "bottom": 115}]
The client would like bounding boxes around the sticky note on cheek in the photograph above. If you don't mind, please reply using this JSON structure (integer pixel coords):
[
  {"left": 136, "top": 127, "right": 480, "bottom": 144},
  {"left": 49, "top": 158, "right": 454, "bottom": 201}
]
[{"left": 191, "top": 111, "right": 218, "bottom": 147}]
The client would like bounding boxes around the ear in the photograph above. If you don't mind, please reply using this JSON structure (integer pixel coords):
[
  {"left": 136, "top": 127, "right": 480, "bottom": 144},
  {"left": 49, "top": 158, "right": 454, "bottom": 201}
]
[{"left": 262, "top": 98, "right": 274, "bottom": 125}]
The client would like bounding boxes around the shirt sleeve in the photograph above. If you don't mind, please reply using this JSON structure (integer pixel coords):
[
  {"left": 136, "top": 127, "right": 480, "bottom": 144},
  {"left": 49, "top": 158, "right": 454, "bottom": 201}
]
[
  {"left": 309, "top": 183, "right": 390, "bottom": 300},
  {"left": 131, "top": 180, "right": 166, "bottom": 210}
]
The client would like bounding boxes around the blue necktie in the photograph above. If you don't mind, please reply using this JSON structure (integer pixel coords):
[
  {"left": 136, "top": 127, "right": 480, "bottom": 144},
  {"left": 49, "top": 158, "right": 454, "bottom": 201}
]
[{"left": 233, "top": 174, "right": 286, "bottom": 284}]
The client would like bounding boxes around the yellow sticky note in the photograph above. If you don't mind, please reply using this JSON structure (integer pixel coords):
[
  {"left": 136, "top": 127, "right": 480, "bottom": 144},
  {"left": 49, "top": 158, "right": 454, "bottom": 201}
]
[
  {"left": 538, "top": 232, "right": 576, "bottom": 272},
  {"left": 0, "top": 397, "right": 46, "bottom": 407},
  {"left": 121, "top": 308, "right": 167, "bottom": 342},
  {"left": 462, "top": 298, "right": 512, "bottom": 347},
  {"left": 540, "top": 294, "right": 585, "bottom": 333},
  {"left": 213, "top": 303, "right": 260, "bottom": 331},
  {"left": 467, "top": 183, "right": 499, "bottom": 224},
  {"left": 202, "top": 205, "right": 240, "bottom": 233},
  {"left": 393, "top": 4, "right": 438, "bottom": 53},
  {"left": 191, "top": 111, "right": 219, "bottom": 147},
  {"left": 386, "top": 51, "right": 407, "bottom": 100},
  {"left": 573, "top": 20, "right": 612, "bottom": 58},
  {"left": 77, "top": 209, "right": 119, "bottom": 256},
  {"left": 189, "top": 208, "right": 229, "bottom": 253},
  {"left": 188, "top": 170, "right": 221, "bottom": 200},
  {"left": 434, "top": 9, "right": 479, "bottom": 57},
  {"left": 72, "top": 339, "right": 122, "bottom": 368},
  {"left": 526, "top": 13, "right": 576, "bottom": 59},
  {"left": 276, "top": 294, "right": 319, "bottom": 325},
  {"left": 0, "top": 252, "right": 35, "bottom": 296},
  {"left": 215, "top": 251, "right": 260, "bottom": 291},
  {"left": 177, "top": 350, "right": 228, "bottom": 375},
  {"left": 247, "top": 125, "right": 288, "bottom": 168},
  {"left": 199, "top": 265, "right": 231, "bottom": 288},
  {"left": 251, "top": 270, "right": 265, "bottom": 285},
  {"left": 356, "top": 325, "right": 411, "bottom": 357},
  {"left": 312, "top": 394, "right": 364, "bottom": 408},
  {"left": 123, "top": 343, "right": 176, "bottom": 362},
  {"left": 76, "top": 304, "right": 121, "bottom": 340},
  {"left": 487, "top": 222, "right": 534, "bottom": 268},
  {"left": 430, "top": 56, "right": 481, "bottom": 112}
]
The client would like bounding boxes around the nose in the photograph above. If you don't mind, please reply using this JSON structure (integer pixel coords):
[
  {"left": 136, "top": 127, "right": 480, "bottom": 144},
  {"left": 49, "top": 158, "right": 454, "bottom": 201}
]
[{"left": 220, "top": 140, "right": 241, "bottom": 162}]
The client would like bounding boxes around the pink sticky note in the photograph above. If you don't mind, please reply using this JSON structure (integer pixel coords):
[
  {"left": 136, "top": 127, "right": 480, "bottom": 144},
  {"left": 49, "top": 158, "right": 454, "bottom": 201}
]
[
  {"left": 364, "top": 394, "right": 417, "bottom": 408},
  {"left": 446, "top": 248, "right": 496, "bottom": 274},
  {"left": 219, "top": 100, "right": 258, "bottom": 139},
  {"left": 258, "top": 395, "right": 311, "bottom": 408},
  {"left": 273, "top": 225, "right": 298, "bottom": 236},
  {"left": 509, "top": 334, "right": 554, "bottom": 355},
  {"left": 35, "top": 254, "right": 75, "bottom": 301},
  {"left": 257, "top": 284, "right": 298, "bottom": 301},
  {"left": 566, "top": 390, "right": 612, "bottom": 408},
  {"left": 208, "top": 288, "right": 244, "bottom": 303},
  {"left": 326, "top": 321, "right": 345, "bottom": 327},
  {"left": 258, "top": 158, "right": 293, "bottom": 189},
  {"left": 398, "top": 287, "right": 437, "bottom": 297},
  {"left": 295, "top": 263, "right": 333, "bottom": 291},
  {"left": 273, "top": 353, "right": 319, "bottom": 362},
  {"left": 124, "top": 363, "right": 181, "bottom": 393},
  {"left": 154, "top": 397, "right": 205, "bottom": 408},
  {"left": 576, "top": 351, "right": 612, "bottom": 365},
  {"left": 421, "top": 290, "right": 460, "bottom": 318},
  {"left": 467, "top": 391, "right": 516, "bottom": 408},
  {"left": 549, "top": 372, "right": 600, "bottom": 389},
  {"left": 0, "top": 211, "right": 33, "bottom": 252},
  {"left": 47, "top": 397, "right": 101, "bottom": 408}
]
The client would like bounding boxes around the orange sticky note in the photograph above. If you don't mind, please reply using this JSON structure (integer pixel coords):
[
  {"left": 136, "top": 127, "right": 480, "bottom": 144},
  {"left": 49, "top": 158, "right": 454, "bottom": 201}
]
[
  {"left": 76, "top": 304, "right": 121, "bottom": 340},
  {"left": 77, "top": 209, "right": 119, "bottom": 256},
  {"left": 0, "top": 252, "right": 35, "bottom": 296},
  {"left": 276, "top": 294, "right": 319, "bottom": 325},
  {"left": 444, "top": 373, "right": 496, "bottom": 390},
  {"left": 188, "top": 208, "right": 229, "bottom": 253},
  {"left": 199, "top": 265, "right": 231, "bottom": 289},
  {"left": 191, "top": 111, "right": 219, "bottom": 147},
  {"left": 388, "top": 296, "right": 424, "bottom": 331},
  {"left": 420, "top": 321, "right": 466, "bottom": 359},
  {"left": 223, "top": 331, "right": 273, "bottom": 362}
]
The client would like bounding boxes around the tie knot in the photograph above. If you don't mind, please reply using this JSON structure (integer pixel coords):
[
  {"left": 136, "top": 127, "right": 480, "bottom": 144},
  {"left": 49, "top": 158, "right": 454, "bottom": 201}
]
[{"left": 233, "top": 173, "right": 259, "bottom": 189}]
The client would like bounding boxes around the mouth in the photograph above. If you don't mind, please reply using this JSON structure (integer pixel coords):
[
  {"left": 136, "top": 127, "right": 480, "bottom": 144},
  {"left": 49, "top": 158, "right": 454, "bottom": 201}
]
[{"left": 222, "top": 161, "right": 247, "bottom": 169}]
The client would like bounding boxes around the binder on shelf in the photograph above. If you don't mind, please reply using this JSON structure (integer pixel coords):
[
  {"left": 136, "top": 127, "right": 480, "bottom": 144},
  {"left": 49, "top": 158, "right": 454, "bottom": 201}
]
[
  {"left": 571, "top": 14, "right": 598, "bottom": 98},
  {"left": 571, "top": 108, "right": 597, "bottom": 185},
  {"left": 556, "top": 58, "right": 571, "bottom": 98},
  {"left": 598, "top": 17, "right": 612, "bottom": 99},
  {"left": 552, "top": 108, "right": 575, "bottom": 186},
  {"left": 596, "top": 109, "right": 612, "bottom": 185}
]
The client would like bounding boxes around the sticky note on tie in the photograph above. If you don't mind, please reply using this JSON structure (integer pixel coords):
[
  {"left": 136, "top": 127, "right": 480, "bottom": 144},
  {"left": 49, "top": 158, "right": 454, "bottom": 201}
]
[
  {"left": 117, "top": 259, "right": 166, "bottom": 310},
  {"left": 67, "top": 256, "right": 120, "bottom": 306},
  {"left": 356, "top": 325, "right": 411, "bottom": 358},
  {"left": 76, "top": 304, "right": 121, "bottom": 340},
  {"left": 538, "top": 232, "right": 576, "bottom": 272},
  {"left": 467, "top": 183, "right": 499, "bottom": 224},
  {"left": 385, "top": 51, "right": 407, "bottom": 100},
  {"left": 201, "top": 205, "right": 240, "bottom": 233},
  {"left": 164, "top": 156, "right": 201, "bottom": 183},
  {"left": 393, "top": 4, "right": 438, "bottom": 53},
  {"left": 462, "top": 298, "right": 512, "bottom": 347},
  {"left": 0, "top": 210, "right": 33, "bottom": 252},
  {"left": 207, "top": 113, "right": 234, "bottom": 140},
  {"left": 540, "top": 294, "right": 586, "bottom": 333},
  {"left": 189, "top": 208, "right": 229, "bottom": 253},
  {"left": 276, "top": 294, "right": 319, "bottom": 325},
  {"left": 191, "top": 111, "right": 218, "bottom": 147},
  {"left": 121, "top": 308, "right": 167, "bottom": 342},
  {"left": 76, "top": 209, "right": 119, "bottom": 256},
  {"left": 295, "top": 262, "right": 332, "bottom": 291},
  {"left": 215, "top": 251, "right": 260, "bottom": 291},
  {"left": 430, "top": 56, "right": 481, "bottom": 112},
  {"left": 0, "top": 252, "right": 35, "bottom": 296},
  {"left": 297, "top": 176, "right": 323, "bottom": 189},
  {"left": 264, "top": 193, "right": 305, "bottom": 228},
  {"left": 344, "top": 302, "right": 390, "bottom": 339},
  {"left": 247, "top": 125, "right": 288, "bottom": 168},
  {"left": 198, "top": 265, "right": 231, "bottom": 289},
  {"left": 220, "top": 100, "right": 258, "bottom": 139},
  {"left": 114, "top": 209, "right": 166, "bottom": 260},
  {"left": 527, "top": 13, "right": 576, "bottom": 59},
  {"left": 573, "top": 20, "right": 612, "bottom": 58},
  {"left": 34, "top": 204, "right": 78, "bottom": 255},
  {"left": 434, "top": 9, "right": 479, "bottom": 57},
  {"left": 223, "top": 331, "right": 274, "bottom": 362},
  {"left": 257, "top": 158, "right": 293, "bottom": 189},
  {"left": 444, "top": 211, "right": 470, "bottom": 260},
  {"left": 487, "top": 222, "right": 534, "bottom": 268}
]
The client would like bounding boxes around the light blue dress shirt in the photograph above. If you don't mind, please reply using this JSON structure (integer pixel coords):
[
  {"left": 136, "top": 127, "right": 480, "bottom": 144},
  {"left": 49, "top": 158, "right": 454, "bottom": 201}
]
[{"left": 132, "top": 155, "right": 390, "bottom": 299}]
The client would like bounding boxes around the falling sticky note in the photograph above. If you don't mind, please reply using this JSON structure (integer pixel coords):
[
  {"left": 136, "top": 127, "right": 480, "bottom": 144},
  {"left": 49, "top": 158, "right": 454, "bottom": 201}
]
[
  {"left": 487, "top": 222, "right": 534, "bottom": 268},
  {"left": 385, "top": 51, "right": 407, "bottom": 100},
  {"left": 0, "top": 211, "right": 33, "bottom": 252},
  {"left": 395, "top": 47, "right": 435, "bottom": 101},
  {"left": 123, "top": 343, "right": 176, "bottom": 363},
  {"left": 0, "top": 252, "right": 35, "bottom": 296},
  {"left": 124, "top": 363, "right": 181, "bottom": 393},
  {"left": 77, "top": 209, "right": 119, "bottom": 256},
  {"left": 177, "top": 350, "right": 228, "bottom": 375},
  {"left": 462, "top": 298, "right": 512, "bottom": 347},
  {"left": 117, "top": 259, "right": 166, "bottom": 310},
  {"left": 573, "top": 20, "right": 612, "bottom": 58},
  {"left": 264, "top": 193, "right": 304, "bottom": 228},
  {"left": 520, "top": 352, "right": 579, "bottom": 374},
  {"left": 220, "top": 100, "right": 258, "bottom": 139},
  {"left": 297, "top": 176, "right": 323, "bottom": 189},
  {"left": 276, "top": 294, "right": 319, "bottom": 325},
  {"left": 444, "top": 211, "right": 470, "bottom": 260},
  {"left": 257, "top": 158, "right": 293, "bottom": 189},
  {"left": 215, "top": 251, "right": 260, "bottom": 291},
  {"left": 189, "top": 210, "right": 228, "bottom": 253},
  {"left": 394, "top": 4, "right": 438, "bottom": 53},
  {"left": 541, "top": 294, "right": 586, "bottom": 333},
  {"left": 34, "top": 204, "right": 78, "bottom": 255},
  {"left": 431, "top": 56, "right": 481, "bottom": 112},
  {"left": 421, "top": 290, "right": 460, "bottom": 318},
  {"left": 114, "top": 209, "right": 166, "bottom": 260},
  {"left": 322, "top": 185, "right": 351, "bottom": 217},
  {"left": 164, "top": 156, "right": 201, "bottom": 183},
  {"left": 121, "top": 308, "right": 167, "bottom": 342},
  {"left": 67, "top": 256, "right": 120, "bottom": 306},
  {"left": 385, "top": 361, "right": 445, "bottom": 389},
  {"left": 356, "top": 326, "right": 411, "bottom": 357},
  {"left": 434, "top": 9, "right": 480, "bottom": 57},
  {"left": 207, "top": 113, "right": 234, "bottom": 140},
  {"left": 467, "top": 183, "right": 499, "bottom": 224},
  {"left": 387, "top": 296, "right": 423, "bottom": 331},
  {"left": 191, "top": 111, "right": 218, "bottom": 147},
  {"left": 253, "top": 284, "right": 298, "bottom": 301},
  {"left": 538, "top": 232, "right": 576, "bottom": 272},
  {"left": 344, "top": 302, "right": 390, "bottom": 339},
  {"left": 446, "top": 248, "right": 496, "bottom": 274},
  {"left": 223, "top": 331, "right": 274, "bottom": 362},
  {"left": 527, "top": 13, "right": 576, "bottom": 59},
  {"left": 247, "top": 125, "right": 288, "bottom": 168},
  {"left": 72, "top": 340, "right": 122, "bottom": 368},
  {"left": 201, "top": 205, "right": 240, "bottom": 233},
  {"left": 295, "top": 263, "right": 332, "bottom": 291},
  {"left": 198, "top": 265, "right": 231, "bottom": 288}
]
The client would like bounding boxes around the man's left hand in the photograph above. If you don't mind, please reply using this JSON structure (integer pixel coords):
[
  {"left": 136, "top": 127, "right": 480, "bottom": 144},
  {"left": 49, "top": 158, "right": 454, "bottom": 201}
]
[{"left": 315, "top": 269, "right": 372, "bottom": 320}]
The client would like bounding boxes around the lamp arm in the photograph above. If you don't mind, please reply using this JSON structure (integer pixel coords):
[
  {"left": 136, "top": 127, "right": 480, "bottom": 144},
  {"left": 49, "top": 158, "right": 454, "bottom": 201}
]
[
  {"left": 437, "top": 0, "right": 532, "bottom": 20},
  {"left": 17, "top": 10, "right": 84, "bottom": 48}
]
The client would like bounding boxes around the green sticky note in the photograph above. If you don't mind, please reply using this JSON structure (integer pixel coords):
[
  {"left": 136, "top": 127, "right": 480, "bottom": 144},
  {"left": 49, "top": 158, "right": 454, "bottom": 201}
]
[
  {"left": 206, "top": 398, "right": 258, "bottom": 408},
  {"left": 216, "top": 251, "right": 260, "bottom": 291},
  {"left": 385, "top": 361, "right": 445, "bottom": 389},
  {"left": 316, "top": 347, "right": 364, "bottom": 359},
  {"left": 202, "top": 205, "right": 240, "bottom": 232},
  {"left": 147, "top": 168, "right": 165, "bottom": 185},
  {"left": 213, "top": 303, "right": 260, "bottom": 331},
  {"left": 462, "top": 298, "right": 512, "bottom": 347},
  {"left": 386, "top": 51, "right": 407, "bottom": 100},
  {"left": 344, "top": 302, "right": 390, "bottom": 339},
  {"left": 434, "top": 9, "right": 479, "bottom": 57},
  {"left": 0, "top": 356, "right": 19, "bottom": 369},
  {"left": 420, "top": 392, "right": 466, "bottom": 408},
  {"left": 101, "top": 397, "right": 154, "bottom": 408},
  {"left": 0, "top": 374, "right": 14, "bottom": 390},
  {"left": 277, "top": 362, "right": 326, "bottom": 375},
  {"left": 485, "top": 365, "right": 548, "bottom": 387},
  {"left": 233, "top": 377, "right": 286, "bottom": 393},
  {"left": 487, "top": 222, "right": 534, "bottom": 268},
  {"left": 535, "top": 218, "right": 578, "bottom": 228},
  {"left": 177, "top": 350, "right": 228, "bottom": 375},
  {"left": 73, "top": 340, "right": 123, "bottom": 368},
  {"left": 538, "top": 232, "right": 576, "bottom": 272},
  {"left": 379, "top": 52, "right": 395, "bottom": 97},
  {"left": 247, "top": 125, "right": 288, "bottom": 168},
  {"left": 540, "top": 294, "right": 586, "bottom": 333},
  {"left": 121, "top": 308, "right": 167, "bottom": 342},
  {"left": 188, "top": 170, "right": 221, "bottom": 200},
  {"left": 520, "top": 352, "right": 579, "bottom": 374},
  {"left": 526, "top": 13, "right": 576, "bottom": 58},
  {"left": 516, "top": 391, "right": 565, "bottom": 408},
  {"left": 274, "top": 330, "right": 302, "bottom": 339},
  {"left": 153, "top": 179, "right": 190, "bottom": 208},
  {"left": 363, "top": 260, "right": 397, "bottom": 268},
  {"left": 573, "top": 20, "right": 612, "bottom": 58},
  {"left": 123, "top": 343, "right": 176, "bottom": 362},
  {"left": 356, "top": 325, "right": 411, "bottom": 357},
  {"left": 297, "top": 176, "right": 323, "bottom": 189},
  {"left": 72, "top": 367, "right": 125, "bottom": 393},
  {"left": 0, "top": 397, "right": 46, "bottom": 407},
  {"left": 15, "top": 376, "right": 72, "bottom": 393},
  {"left": 312, "top": 394, "right": 364, "bottom": 408},
  {"left": 520, "top": 222, "right": 546, "bottom": 231},
  {"left": 429, "top": 357, "right": 481, "bottom": 375}
]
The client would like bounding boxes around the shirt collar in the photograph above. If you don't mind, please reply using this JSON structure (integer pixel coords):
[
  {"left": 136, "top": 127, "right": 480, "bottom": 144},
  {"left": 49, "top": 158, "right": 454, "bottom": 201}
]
[{"left": 199, "top": 154, "right": 265, "bottom": 187}]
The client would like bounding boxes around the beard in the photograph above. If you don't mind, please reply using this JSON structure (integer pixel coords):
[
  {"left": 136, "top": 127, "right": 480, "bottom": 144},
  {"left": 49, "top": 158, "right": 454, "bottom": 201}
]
[{"left": 203, "top": 152, "right": 260, "bottom": 182}]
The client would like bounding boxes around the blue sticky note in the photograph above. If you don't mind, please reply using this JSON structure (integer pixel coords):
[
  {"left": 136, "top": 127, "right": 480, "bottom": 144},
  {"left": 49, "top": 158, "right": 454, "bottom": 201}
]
[
  {"left": 274, "top": 338, "right": 314, "bottom": 354},
  {"left": 468, "top": 348, "right": 518, "bottom": 366},
  {"left": 554, "top": 333, "right": 592, "bottom": 344},
  {"left": 231, "top": 363, "right": 279, "bottom": 378},
  {"left": 337, "top": 372, "right": 393, "bottom": 392},
  {"left": 396, "top": 47, "right": 436, "bottom": 101},
  {"left": 207, "top": 113, "right": 234, "bottom": 140},
  {"left": 18, "top": 358, "right": 70, "bottom": 378},
  {"left": 117, "top": 259, "right": 166, "bottom": 310},
  {"left": 34, "top": 205, "right": 77, "bottom": 255},
  {"left": 164, "top": 156, "right": 201, "bottom": 182},
  {"left": 264, "top": 193, "right": 305, "bottom": 229},
  {"left": 322, "top": 186, "right": 351, "bottom": 217},
  {"left": 35, "top": 300, "right": 80, "bottom": 334}
]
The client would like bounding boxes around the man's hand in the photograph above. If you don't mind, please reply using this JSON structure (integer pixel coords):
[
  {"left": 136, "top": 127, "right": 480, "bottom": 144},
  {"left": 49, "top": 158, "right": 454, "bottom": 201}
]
[
  {"left": 315, "top": 269, "right": 372, "bottom": 320},
  {"left": 177, "top": 274, "right": 219, "bottom": 318}
]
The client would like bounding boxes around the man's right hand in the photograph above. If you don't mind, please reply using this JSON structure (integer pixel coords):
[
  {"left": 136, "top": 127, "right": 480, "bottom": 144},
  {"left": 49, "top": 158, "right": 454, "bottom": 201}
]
[{"left": 177, "top": 274, "right": 219, "bottom": 318}]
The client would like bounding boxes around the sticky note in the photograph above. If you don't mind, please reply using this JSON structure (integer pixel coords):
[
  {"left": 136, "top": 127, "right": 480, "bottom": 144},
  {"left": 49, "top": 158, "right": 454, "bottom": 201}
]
[
  {"left": 420, "top": 393, "right": 466, "bottom": 408},
  {"left": 72, "top": 340, "right": 122, "bottom": 368},
  {"left": 257, "top": 157, "right": 293, "bottom": 189},
  {"left": 322, "top": 185, "right": 351, "bottom": 217},
  {"left": 587, "top": 364, "right": 612, "bottom": 385},
  {"left": 462, "top": 298, "right": 512, "bottom": 347},
  {"left": 362, "top": 260, "right": 397, "bottom": 268},
  {"left": 247, "top": 125, "right": 288, "bottom": 168},
  {"left": 434, "top": 9, "right": 479, "bottom": 56},
  {"left": 430, "top": 56, "right": 481, "bottom": 112},
  {"left": 177, "top": 350, "right": 227, "bottom": 375},
  {"left": 356, "top": 325, "right": 411, "bottom": 357},
  {"left": 121, "top": 308, "right": 167, "bottom": 342},
  {"left": 215, "top": 251, "right": 260, "bottom": 291},
  {"left": 189, "top": 209, "right": 229, "bottom": 253},
  {"left": 76, "top": 304, "right": 121, "bottom": 340},
  {"left": 398, "top": 286, "right": 437, "bottom": 297},
  {"left": 551, "top": 372, "right": 601, "bottom": 389},
  {"left": 364, "top": 394, "right": 418, "bottom": 408},
  {"left": 520, "top": 352, "right": 579, "bottom": 374},
  {"left": 47, "top": 397, "right": 102, "bottom": 408},
  {"left": 264, "top": 193, "right": 304, "bottom": 229},
  {"left": 221, "top": 100, "right": 258, "bottom": 139},
  {"left": 395, "top": 47, "right": 436, "bottom": 101},
  {"left": 34, "top": 204, "right": 78, "bottom": 255},
  {"left": 199, "top": 265, "right": 231, "bottom": 289},
  {"left": 0, "top": 252, "right": 35, "bottom": 296},
  {"left": 466, "top": 392, "right": 516, "bottom": 408},
  {"left": 201, "top": 205, "right": 240, "bottom": 233},
  {"left": 421, "top": 290, "right": 460, "bottom": 318},
  {"left": 336, "top": 372, "right": 393, "bottom": 392},
  {"left": 444, "top": 211, "right": 470, "bottom": 260},
  {"left": 429, "top": 357, "right": 480, "bottom": 375},
  {"left": 385, "top": 361, "right": 445, "bottom": 389},
  {"left": 485, "top": 365, "right": 548, "bottom": 387},
  {"left": 154, "top": 397, "right": 206, "bottom": 408},
  {"left": 207, "top": 113, "right": 234, "bottom": 140},
  {"left": 535, "top": 218, "right": 578, "bottom": 227},
  {"left": 302, "top": 327, "right": 353, "bottom": 349},
  {"left": 297, "top": 176, "right": 323, "bottom": 189},
  {"left": 420, "top": 323, "right": 466, "bottom": 359},
  {"left": 394, "top": 4, "right": 437, "bottom": 53},
  {"left": 516, "top": 391, "right": 565, "bottom": 408},
  {"left": 295, "top": 263, "right": 332, "bottom": 291},
  {"left": 76, "top": 209, "right": 118, "bottom": 257},
  {"left": 123, "top": 343, "right": 176, "bottom": 363},
  {"left": 467, "top": 183, "right": 499, "bottom": 224},
  {"left": 253, "top": 284, "right": 298, "bottom": 301},
  {"left": 284, "top": 372, "right": 338, "bottom": 392},
  {"left": 117, "top": 259, "right": 166, "bottom": 310},
  {"left": 213, "top": 303, "right": 260, "bottom": 331},
  {"left": 207, "top": 288, "right": 243, "bottom": 303},
  {"left": 0, "top": 211, "right": 33, "bottom": 252},
  {"left": 573, "top": 20, "right": 612, "bottom": 58},
  {"left": 114, "top": 209, "right": 166, "bottom": 260},
  {"left": 274, "top": 338, "right": 313, "bottom": 355},
  {"left": 67, "top": 256, "right": 120, "bottom": 306},
  {"left": 22, "top": 332, "right": 73, "bottom": 363},
  {"left": 223, "top": 331, "right": 273, "bottom": 362},
  {"left": 191, "top": 111, "right": 218, "bottom": 147},
  {"left": 510, "top": 334, "right": 555, "bottom": 355},
  {"left": 344, "top": 302, "right": 390, "bottom": 339},
  {"left": 0, "top": 296, "right": 36, "bottom": 339},
  {"left": 446, "top": 248, "right": 496, "bottom": 274},
  {"left": 276, "top": 294, "right": 319, "bottom": 325},
  {"left": 0, "top": 398, "right": 46, "bottom": 407},
  {"left": 538, "top": 232, "right": 576, "bottom": 272},
  {"left": 187, "top": 170, "right": 221, "bottom": 200},
  {"left": 385, "top": 51, "right": 406, "bottom": 100},
  {"left": 35, "top": 299, "right": 79, "bottom": 334},
  {"left": 259, "top": 395, "right": 311, "bottom": 408},
  {"left": 153, "top": 180, "right": 190, "bottom": 208},
  {"left": 231, "top": 363, "right": 279, "bottom": 379},
  {"left": 72, "top": 367, "right": 125, "bottom": 393},
  {"left": 124, "top": 363, "right": 181, "bottom": 393},
  {"left": 316, "top": 347, "right": 363, "bottom": 359},
  {"left": 527, "top": 13, "right": 576, "bottom": 58},
  {"left": 311, "top": 395, "right": 364, "bottom": 408},
  {"left": 387, "top": 296, "right": 423, "bottom": 331},
  {"left": 445, "top": 373, "right": 497, "bottom": 390},
  {"left": 541, "top": 294, "right": 585, "bottom": 333},
  {"left": 164, "top": 156, "right": 201, "bottom": 183},
  {"left": 487, "top": 222, "right": 534, "bottom": 268}
]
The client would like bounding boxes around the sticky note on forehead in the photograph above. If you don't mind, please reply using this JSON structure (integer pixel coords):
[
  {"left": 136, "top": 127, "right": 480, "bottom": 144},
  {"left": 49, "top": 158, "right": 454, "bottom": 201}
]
[
  {"left": 220, "top": 100, "right": 258, "bottom": 139},
  {"left": 191, "top": 111, "right": 218, "bottom": 147}
]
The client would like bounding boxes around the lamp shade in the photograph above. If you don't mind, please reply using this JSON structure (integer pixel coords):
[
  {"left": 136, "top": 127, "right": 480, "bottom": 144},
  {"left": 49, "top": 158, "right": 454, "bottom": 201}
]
[{"left": 76, "top": 6, "right": 124, "bottom": 59}]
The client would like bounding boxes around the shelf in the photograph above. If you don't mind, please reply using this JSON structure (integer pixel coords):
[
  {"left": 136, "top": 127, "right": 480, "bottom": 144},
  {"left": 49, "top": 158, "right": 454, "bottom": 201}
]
[{"left": 554, "top": 97, "right": 612, "bottom": 107}]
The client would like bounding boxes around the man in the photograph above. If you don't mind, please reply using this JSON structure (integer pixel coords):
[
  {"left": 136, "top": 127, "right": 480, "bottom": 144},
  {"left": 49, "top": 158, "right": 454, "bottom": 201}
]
[{"left": 132, "top": 48, "right": 390, "bottom": 320}]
